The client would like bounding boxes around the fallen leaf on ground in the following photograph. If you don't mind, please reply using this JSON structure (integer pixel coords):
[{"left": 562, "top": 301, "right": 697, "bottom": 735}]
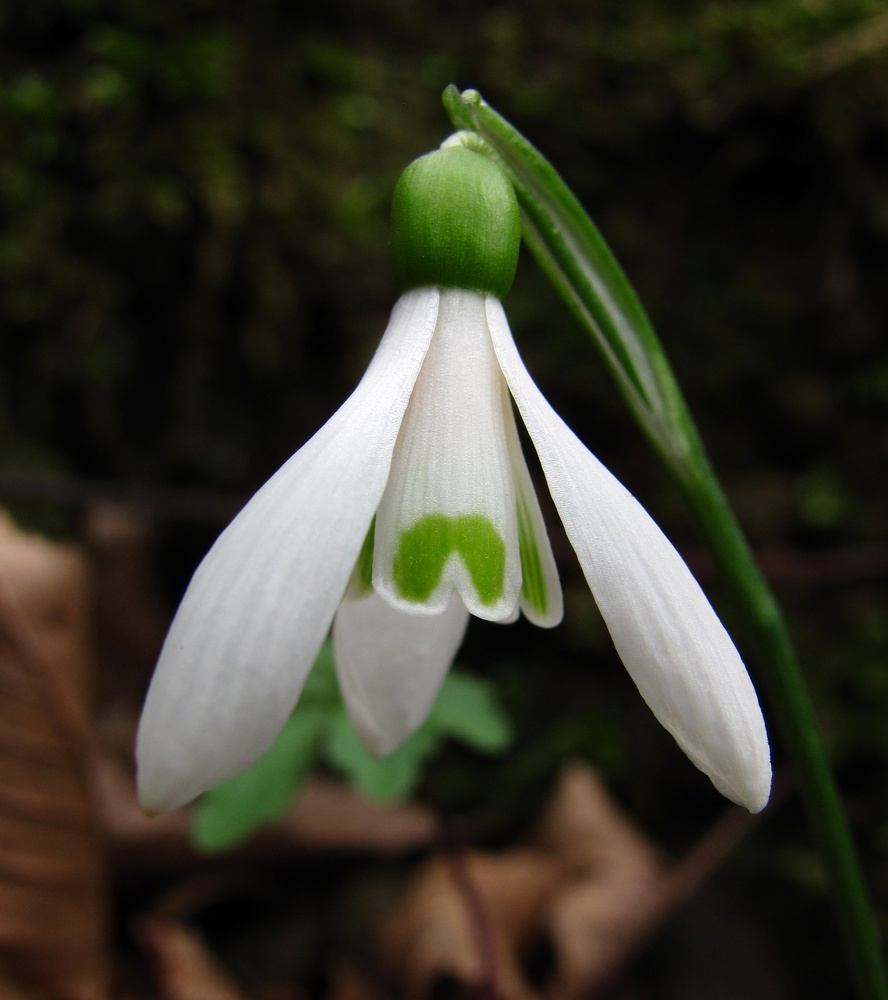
[
  {"left": 137, "top": 918, "right": 249, "bottom": 1000},
  {"left": 95, "top": 742, "right": 438, "bottom": 867},
  {"left": 381, "top": 848, "right": 567, "bottom": 1000},
  {"left": 532, "top": 764, "right": 667, "bottom": 998},
  {"left": 0, "top": 512, "right": 107, "bottom": 1000},
  {"left": 324, "top": 963, "right": 383, "bottom": 1000},
  {"left": 379, "top": 764, "right": 677, "bottom": 1000}
]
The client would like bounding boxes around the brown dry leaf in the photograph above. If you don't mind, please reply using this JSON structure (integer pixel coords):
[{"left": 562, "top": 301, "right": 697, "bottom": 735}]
[
  {"left": 95, "top": 744, "right": 437, "bottom": 868},
  {"left": 379, "top": 765, "right": 675, "bottom": 1000},
  {"left": 381, "top": 849, "right": 567, "bottom": 1000},
  {"left": 0, "top": 512, "right": 107, "bottom": 1000},
  {"left": 0, "top": 970, "right": 37, "bottom": 1000},
  {"left": 324, "top": 963, "right": 382, "bottom": 1000},
  {"left": 138, "top": 918, "right": 248, "bottom": 1000},
  {"left": 533, "top": 764, "right": 668, "bottom": 998}
]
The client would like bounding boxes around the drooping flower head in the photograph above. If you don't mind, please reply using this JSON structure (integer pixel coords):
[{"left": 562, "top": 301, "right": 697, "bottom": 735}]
[{"left": 137, "top": 147, "right": 771, "bottom": 816}]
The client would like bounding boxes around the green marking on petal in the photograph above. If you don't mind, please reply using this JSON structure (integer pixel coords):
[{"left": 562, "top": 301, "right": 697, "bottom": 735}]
[
  {"left": 356, "top": 518, "right": 376, "bottom": 594},
  {"left": 517, "top": 493, "right": 547, "bottom": 615},
  {"left": 393, "top": 514, "right": 506, "bottom": 606}
]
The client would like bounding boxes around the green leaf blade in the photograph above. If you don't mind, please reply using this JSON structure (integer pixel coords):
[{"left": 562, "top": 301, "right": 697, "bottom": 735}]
[
  {"left": 191, "top": 706, "right": 330, "bottom": 852},
  {"left": 323, "top": 710, "right": 441, "bottom": 802},
  {"left": 430, "top": 670, "right": 514, "bottom": 753}
]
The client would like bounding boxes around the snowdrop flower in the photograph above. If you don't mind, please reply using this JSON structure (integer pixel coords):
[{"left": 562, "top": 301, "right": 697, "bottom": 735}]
[{"left": 137, "top": 148, "right": 771, "bottom": 815}]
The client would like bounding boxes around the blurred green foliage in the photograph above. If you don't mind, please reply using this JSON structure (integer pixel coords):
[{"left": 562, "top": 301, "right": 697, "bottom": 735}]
[
  {"left": 191, "top": 641, "right": 513, "bottom": 852},
  {"left": 2, "top": 1, "right": 888, "bottom": 994}
]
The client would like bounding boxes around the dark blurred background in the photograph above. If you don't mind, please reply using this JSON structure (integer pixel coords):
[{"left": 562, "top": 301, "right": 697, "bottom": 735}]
[{"left": 1, "top": 0, "right": 887, "bottom": 996}]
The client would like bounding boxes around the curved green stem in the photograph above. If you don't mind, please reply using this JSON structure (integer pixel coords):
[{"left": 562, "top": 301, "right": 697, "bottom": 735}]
[
  {"left": 443, "top": 85, "right": 887, "bottom": 1000},
  {"left": 679, "top": 422, "right": 887, "bottom": 1000}
]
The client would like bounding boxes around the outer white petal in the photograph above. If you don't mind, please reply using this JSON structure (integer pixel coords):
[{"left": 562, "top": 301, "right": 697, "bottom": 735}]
[
  {"left": 374, "top": 289, "right": 521, "bottom": 622},
  {"left": 333, "top": 590, "right": 469, "bottom": 756},
  {"left": 136, "top": 289, "right": 440, "bottom": 813},
  {"left": 487, "top": 299, "right": 771, "bottom": 813}
]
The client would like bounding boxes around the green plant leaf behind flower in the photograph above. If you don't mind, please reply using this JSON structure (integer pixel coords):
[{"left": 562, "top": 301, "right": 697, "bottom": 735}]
[
  {"left": 190, "top": 639, "right": 515, "bottom": 848},
  {"left": 191, "top": 704, "right": 330, "bottom": 852},
  {"left": 323, "top": 669, "right": 515, "bottom": 802},
  {"left": 191, "top": 640, "right": 340, "bottom": 852},
  {"left": 429, "top": 671, "right": 514, "bottom": 753},
  {"left": 298, "top": 637, "right": 341, "bottom": 705},
  {"left": 322, "top": 710, "right": 440, "bottom": 802}
]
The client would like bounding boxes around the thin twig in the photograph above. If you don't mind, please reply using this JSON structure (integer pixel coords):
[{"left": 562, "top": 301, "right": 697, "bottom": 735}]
[{"left": 438, "top": 820, "right": 502, "bottom": 1000}]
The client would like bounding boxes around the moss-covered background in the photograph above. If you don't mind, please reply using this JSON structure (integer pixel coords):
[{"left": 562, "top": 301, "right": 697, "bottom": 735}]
[{"left": 2, "top": 1, "right": 888, "bottom": 996}]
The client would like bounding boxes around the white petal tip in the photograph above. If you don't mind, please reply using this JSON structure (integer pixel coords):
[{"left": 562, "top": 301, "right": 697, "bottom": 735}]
[
  {"left": 135, "top": 668, "right": 295, "bottom": 816},
  {"left": 680, "top": 726, "right": 772, "bottom": 814},
  {"left": 710, "top": 756, "right": 772, "bottom": 814},
  {"left": 135, "top": 727, "right": 222, "bottom": 815},
  {"left": 334, "top": 591, "right": 468, "bottom": 763},
  {"left": 135, "top": 765, "right": 190, "bottom": 816},
  {"left": 135, "top": 727, "right": 196, "bottom": 815},
  {"left": 356, "top": 725, "right": 402, "bottom": 759}
]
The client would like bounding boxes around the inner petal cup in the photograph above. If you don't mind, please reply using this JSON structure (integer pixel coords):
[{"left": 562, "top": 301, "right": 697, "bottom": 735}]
[{"left": 373, "top": 289, "right": 523, "bottom": 622}]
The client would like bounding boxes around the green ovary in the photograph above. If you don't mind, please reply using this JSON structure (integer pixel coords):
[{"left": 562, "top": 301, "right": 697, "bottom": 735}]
[{"left": 393, "top": 514, "right": 506, "bottom": 606}]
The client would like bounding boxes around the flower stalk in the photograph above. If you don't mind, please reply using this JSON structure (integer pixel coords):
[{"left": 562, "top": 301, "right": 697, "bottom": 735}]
[{"left": 442, "top": 85, "right": 886, "bottom": 1000}]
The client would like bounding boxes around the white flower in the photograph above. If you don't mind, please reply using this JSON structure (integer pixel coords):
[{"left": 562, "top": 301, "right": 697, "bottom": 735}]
[
  {"left": 136, "top": 148, "right": 771, "bottom": 816},
  {"left": 136, "top": 285, "right": 771, "bottom": 815}
]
